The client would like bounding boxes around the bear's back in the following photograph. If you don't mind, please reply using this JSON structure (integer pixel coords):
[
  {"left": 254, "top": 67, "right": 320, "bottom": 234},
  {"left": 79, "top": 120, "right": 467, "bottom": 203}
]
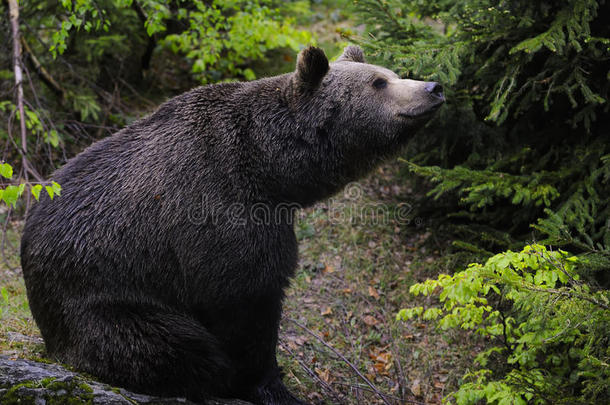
[{"left": 21, "top": 80, "right": 296, "bottom": 311}]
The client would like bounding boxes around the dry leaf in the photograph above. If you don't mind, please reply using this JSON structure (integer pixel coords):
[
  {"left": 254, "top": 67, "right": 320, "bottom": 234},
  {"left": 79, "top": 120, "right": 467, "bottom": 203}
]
[
  {"left": 411, "top": 379, "right": 422, "bottom": 397},
  {"left": 322, "top": 265, "right": 335, "bottom": 274},
  {"left": 321, "top": 307, "right": 332, "bottom": 316},
  {"left": 368, "top": 286, "right": 380, "bottom": 299},
  {"left": 341, "top": 288, "right": 352, "bottom": 294},
  {"left": 376, "top": 351, "right": 391, "bottom": 364},
  {"left": 315, "top": 367, "right": 332, "bottom": 383},
  {"left": 363, "top": 315, "right": 378, "bottom": 326},
  {"left": 373, "top": 362, "right": 386, "bottom": 375}
]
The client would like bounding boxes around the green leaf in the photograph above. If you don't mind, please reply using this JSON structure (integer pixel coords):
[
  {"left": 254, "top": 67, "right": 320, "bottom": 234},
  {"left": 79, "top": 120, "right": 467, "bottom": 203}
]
[
  {"left": 2, "top": 185, "right": 21, "bottom": 207},
  {"left": 45, "top": 185, "right": 55, "bottom": 200},
  {"left": 31, "top": 184, "right": 42, "bottom": 201},
  {"left": 45, "top": 130, "right": 60, "bottom": 148},
  {"left": 51, "top": 181, "right": 62, "bottom": 197},
  {"left": 0, "top": 163, "right": 13, "bottom": 179}
]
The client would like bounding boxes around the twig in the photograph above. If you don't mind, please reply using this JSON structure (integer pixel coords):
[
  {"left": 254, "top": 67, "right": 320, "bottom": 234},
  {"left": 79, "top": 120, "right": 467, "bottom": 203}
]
[
  {"left": 20, "top": 36, "right": 65, "bottom": 98},
  {"left": 290, "top": 319, "right": 394, "bottom": 405},
  {"left": 332, "top": 381, "right": 405, "bottom": 403},
  {"left": 497, "top": 292, "right": 513, "bottom": 353},
  {"left": 5, "top": 110, "right": 44, "bottom": 183},
  {"left": 278, "top": 341, "right": 344, "bottom": 404},
  {"left": 522, "top": 284, "right": 609, "bottom": 310}
]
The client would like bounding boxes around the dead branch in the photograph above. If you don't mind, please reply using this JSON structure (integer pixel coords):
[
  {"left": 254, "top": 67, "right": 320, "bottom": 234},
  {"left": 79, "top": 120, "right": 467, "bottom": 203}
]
[
  {"left": 291, "top": 319, "right": 394, "bottom": 405},
  {"left": 278, "top": 341, "right": 344, "bottom": 403},
  {"left": 20, "top": 36, "right": 65, "bottom": 98}
]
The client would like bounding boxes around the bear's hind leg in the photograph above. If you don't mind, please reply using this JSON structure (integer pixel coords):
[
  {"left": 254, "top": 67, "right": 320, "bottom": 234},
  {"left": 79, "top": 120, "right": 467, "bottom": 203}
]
[{"left": 61, "top": 302, "right": 233, "bottom": 401}]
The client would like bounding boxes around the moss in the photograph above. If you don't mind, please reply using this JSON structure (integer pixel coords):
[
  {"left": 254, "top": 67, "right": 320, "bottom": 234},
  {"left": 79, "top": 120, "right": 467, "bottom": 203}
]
[
  {"left": 78, "top": 383, "right": 94, "bottom": 394},
  {"left": 0, "top": 377, "right": 94, "bottom": 405},
  {"left": 25, "top": 355, "right": 53, "bottom": 364},
  {"left": 0, "top": 381, "right": 37, "bottom": 404},
  {"left": 40, "top": 377, "right": 56, "bottom": 387}
]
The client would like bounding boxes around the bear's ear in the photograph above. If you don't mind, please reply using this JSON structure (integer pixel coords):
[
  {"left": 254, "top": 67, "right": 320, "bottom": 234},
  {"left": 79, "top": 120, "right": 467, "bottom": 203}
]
[
  {"left": 296, "top": 46, "right": 329, "bottom": 87},
  {"left": 337, "top": 45, "right": 365, "bottom": 63}
]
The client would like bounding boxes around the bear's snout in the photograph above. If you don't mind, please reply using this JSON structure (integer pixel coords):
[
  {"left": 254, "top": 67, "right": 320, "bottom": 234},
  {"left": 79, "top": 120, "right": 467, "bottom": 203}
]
[{"left": 425, "top": 82, "right": 444, "bottom": 101}]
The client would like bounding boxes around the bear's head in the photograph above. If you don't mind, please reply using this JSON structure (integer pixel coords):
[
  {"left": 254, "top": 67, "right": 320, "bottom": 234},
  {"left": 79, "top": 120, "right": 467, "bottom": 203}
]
[
  {"left": 294, "top": 45, "right": 444, "bottom": 148},
  {"left": 263, "top": 45, "right": 444, "bottom": 205}
]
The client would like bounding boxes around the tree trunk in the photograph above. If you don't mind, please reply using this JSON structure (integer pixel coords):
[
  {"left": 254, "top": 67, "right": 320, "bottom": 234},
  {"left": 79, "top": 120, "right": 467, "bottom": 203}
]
[{"left": 7, "top": 0, "right": 29, "bottom": 184}]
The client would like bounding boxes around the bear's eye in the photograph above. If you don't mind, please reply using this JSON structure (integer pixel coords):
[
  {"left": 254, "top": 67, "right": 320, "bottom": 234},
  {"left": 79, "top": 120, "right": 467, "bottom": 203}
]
[{"left": 372, "top": 78, "right": 388, "bottom": 89}]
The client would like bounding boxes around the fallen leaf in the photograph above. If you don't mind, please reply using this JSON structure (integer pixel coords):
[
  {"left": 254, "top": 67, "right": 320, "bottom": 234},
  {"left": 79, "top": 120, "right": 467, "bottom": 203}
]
[
  {"left": 373, "top": 362, "right": 387, "bottom": 375},
  {"left": 376, "top": 351, "right": 391, "bottom": 364},
  {"left": 411, "top": 379, "right": 422, "bottom": 397},
  {"left": 321, "top": 307, "right": 332, "bottom": 316},
  {"left": 315, "top": 367, "right": 332, "bottom": 383},
  {"left": 363, "top": 315, "right": 378, "bottom": 326},
  {"left": 368, "top": 286, "right": 380, "bottom": 299},
  {"left": 322, "top": 265, "right": 335, "bottom": 274},
  {"left": 341, "top": 288, "right": 352, "bottom": 294}
]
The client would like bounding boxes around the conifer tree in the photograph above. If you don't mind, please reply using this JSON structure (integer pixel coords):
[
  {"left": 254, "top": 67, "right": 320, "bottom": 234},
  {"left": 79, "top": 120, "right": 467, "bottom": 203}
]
[
  {"left": 353, "top": 2, "right": 610, "bottom": 402},
  {"left": 354, "top": 0, "right": 610, "bottom": 271}
]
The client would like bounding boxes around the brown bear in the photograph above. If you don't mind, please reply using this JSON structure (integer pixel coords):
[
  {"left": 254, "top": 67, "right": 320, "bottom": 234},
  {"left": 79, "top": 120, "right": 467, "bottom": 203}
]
[{"left": 20, "top": 46, "right": 444, "bottom": 404}]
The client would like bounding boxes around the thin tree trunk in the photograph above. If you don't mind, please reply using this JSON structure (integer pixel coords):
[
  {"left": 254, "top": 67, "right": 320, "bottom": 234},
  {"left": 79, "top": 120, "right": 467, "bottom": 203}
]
[{"left": 8, "top": 0, "right": 29, "bottom": 186}]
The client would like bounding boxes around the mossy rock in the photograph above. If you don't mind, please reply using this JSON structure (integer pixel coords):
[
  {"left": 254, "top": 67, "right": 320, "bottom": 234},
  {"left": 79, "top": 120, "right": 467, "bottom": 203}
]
[{"left": 0, "top": 356, "right": 252, "bottom": 404}]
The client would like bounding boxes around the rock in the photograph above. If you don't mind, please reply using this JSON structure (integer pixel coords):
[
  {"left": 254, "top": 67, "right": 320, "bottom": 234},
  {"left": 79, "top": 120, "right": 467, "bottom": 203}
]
[{"left": 0, "top": 356, "right": 253, "bottom": 404}]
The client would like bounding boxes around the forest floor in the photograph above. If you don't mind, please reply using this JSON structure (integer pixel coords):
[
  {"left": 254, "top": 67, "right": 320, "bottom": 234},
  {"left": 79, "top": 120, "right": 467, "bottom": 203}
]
[
  {"left": 0, "top": 162, "right": 480, "bottom": 405},
  {"left": 277, "top": 162, "right": 481, "bottom": 404}
]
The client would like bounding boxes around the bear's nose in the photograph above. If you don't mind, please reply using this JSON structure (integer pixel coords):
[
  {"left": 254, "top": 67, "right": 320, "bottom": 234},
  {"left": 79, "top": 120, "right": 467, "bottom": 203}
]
[{"left": 425, "top": 82, "right": 444, "bottom": 100}]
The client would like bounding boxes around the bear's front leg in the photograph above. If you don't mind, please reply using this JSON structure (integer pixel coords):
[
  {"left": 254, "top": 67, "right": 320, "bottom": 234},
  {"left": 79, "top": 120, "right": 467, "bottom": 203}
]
[
  {"left": 204, "top": 293, "right": 308, "bottom": 405},
  {"left": 251, "top": 368, "right": 308, "bottom": 405}
]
